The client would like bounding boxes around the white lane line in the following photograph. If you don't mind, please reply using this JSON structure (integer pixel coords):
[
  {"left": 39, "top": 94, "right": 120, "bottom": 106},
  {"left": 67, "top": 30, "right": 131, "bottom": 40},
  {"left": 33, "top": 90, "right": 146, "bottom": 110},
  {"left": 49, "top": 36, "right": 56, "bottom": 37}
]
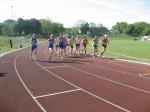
[
  {"left": 44, "top": 65, "right": 68, "bottom": 69},
  {"left": 0, "top": 61, "right": 14, "bottom": 63},
  {"left": 14, "top": 55, "right": 47, "bottom": 112},
  {"left": 64, "top": 63, "right": 150, "bottom": 94},
  {"left": 88, "top": 61, "right": 150, "bottom": 80},
  {"left": 35, "top": 61, "right": 131, "bottom": 112},
  {"left": 107, "top": 51, "right": 150, "bottom": 62},
  {"left": 34, "top": 89, "right": 81, "bottom": 99}
]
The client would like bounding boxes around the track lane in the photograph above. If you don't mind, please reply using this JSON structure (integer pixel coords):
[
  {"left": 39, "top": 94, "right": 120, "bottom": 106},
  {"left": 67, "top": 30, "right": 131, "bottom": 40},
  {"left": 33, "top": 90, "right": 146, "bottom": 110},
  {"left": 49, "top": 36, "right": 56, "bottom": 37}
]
[
  {"left": 37, "top": 90, "right": 125, "bottom": 112},
  {"left": 96, "top": 56, "right": 150, "bottom": 71},
  {"left": 1, "top": 45, "right": 150, "bottom": 112},
  {"left": 15, "top": 54, "right": 76, "bottom": 97},
  {"left": 45, "top": 64, "right": 150, "bottom": 112},
  {"left": 63, "top": 57, "right": 150, "bottom": 92},
  {"left": 90, "top": 57, "right": 150, "bottom": 77},
  {"left": 36, "top": 60, "right": 130, "bottom": 112},
  {"left": 0, "top": 51, "right": 44, "bottom": 112}
]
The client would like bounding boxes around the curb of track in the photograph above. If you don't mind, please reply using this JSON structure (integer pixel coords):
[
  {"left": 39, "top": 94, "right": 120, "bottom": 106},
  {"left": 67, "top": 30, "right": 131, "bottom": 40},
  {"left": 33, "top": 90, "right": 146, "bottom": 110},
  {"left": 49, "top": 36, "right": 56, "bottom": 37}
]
[
  {"left": 0, "top": 47, "right": 150, "bottom": 66},
  {"left": 0, "top": 46, "right": 29, "bottom": 58}
]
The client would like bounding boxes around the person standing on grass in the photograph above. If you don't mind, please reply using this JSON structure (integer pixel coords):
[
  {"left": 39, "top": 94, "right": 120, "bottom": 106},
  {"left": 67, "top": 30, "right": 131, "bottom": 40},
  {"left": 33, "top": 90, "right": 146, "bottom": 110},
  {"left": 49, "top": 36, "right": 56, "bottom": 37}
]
[
  {"left": 100, "top": 34, "right": 109, "bottom": 58},
  {"left": 9, "top": 39, "right": 13, "bottom": 48},
  {"left": 30, "top": 33, "right": 38, "bottom": 60},
  {"left": 91, "top": 35, "right": 99, "bottom": 58},
  {"left": 46, "top": 34, "right": 54, "bottom": 62}
]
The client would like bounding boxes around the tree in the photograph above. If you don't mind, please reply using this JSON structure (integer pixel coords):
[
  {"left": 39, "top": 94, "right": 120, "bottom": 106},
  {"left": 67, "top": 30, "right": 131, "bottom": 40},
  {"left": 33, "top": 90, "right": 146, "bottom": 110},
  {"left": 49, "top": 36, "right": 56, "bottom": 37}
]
[
  {"left": 143, "top": 25, "right": 150, "bottom": 35},
  {"left": 2, "top": 19, "right": 16, "bottom": 36},
  {"left": 28, "top": 18, "right": 41, "bottom": 34},
  {"left": 40, "top": 19, "right": 54, "bottom": 35},
  {"left": 53, "top": 22, "right": 65, "bottom": 34},
  {"left": 89, "top": 23, "right": 109, "bottom": 36},
  {"left": 40, "top": 19, "right": 65, "bottom": 35},
  {"left": 15, "top": 18, "right": 26, "bottom": 35},
  {"left": 112, "top": 22, "right": 128, "bottom": 34},
  {"left": 75, "top": 20, "right": 89, "bottom": 34},
  {"left": 126, "top": 24, "right": 134, "bottom": 35}
]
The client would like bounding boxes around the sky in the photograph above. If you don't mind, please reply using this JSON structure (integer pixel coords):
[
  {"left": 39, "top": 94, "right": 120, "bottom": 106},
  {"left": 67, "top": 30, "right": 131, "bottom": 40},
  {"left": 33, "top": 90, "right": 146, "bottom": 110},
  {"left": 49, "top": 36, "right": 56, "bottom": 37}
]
[{"left": 0, "top": 0, "right": 150, "bottom": 29}]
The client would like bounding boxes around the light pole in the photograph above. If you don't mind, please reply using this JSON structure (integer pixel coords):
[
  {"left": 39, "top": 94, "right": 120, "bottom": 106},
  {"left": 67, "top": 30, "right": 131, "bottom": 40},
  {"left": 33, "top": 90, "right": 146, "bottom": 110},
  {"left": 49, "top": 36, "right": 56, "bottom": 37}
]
[{"left": 11, "top": 5, "right": 13, "bottom": 36}]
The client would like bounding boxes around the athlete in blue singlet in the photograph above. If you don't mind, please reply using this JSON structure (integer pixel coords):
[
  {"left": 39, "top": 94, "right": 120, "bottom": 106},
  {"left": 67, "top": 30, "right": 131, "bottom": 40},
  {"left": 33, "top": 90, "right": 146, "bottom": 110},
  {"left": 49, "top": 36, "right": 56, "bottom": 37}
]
[
  {"left": 58, "top": 34, "right": 65, "bottom": 62},
  {"left": 31, "top": 34, "right": 37, "bottom": 60},
  {"left": 46, "top": 34, "right": 54, "bottom": 62}
]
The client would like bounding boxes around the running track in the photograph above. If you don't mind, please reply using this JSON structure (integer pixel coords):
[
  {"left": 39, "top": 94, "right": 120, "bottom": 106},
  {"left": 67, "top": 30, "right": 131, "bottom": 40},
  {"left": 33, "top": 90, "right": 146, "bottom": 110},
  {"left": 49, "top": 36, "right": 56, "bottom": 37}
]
[{"left": 0, "top": 45, "right": 150, "bottom": 112}]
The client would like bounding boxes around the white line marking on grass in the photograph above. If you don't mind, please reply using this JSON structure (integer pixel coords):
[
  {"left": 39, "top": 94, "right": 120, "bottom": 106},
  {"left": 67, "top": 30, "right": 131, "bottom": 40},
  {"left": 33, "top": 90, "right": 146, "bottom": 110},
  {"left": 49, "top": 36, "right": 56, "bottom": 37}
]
[
  {"left": 117, "top": 58, "right": 150, "bottom": 66},
  {"left": 105, "top": 60, "right": 150, "bottom": 71},
  {"left": 108, "top": 51, "right": 150, "bottom": 62},
  {"left": 106, "top": 51, "right": 150, "bottom": 66},
  {"left": 44, "top": 65, "right": 68, "bottom": 69},
  {"left": 0, "top": 46, "right": 29, "bottom": 58},
  {"left": 34, "top": 89, "right": 81, "bottom": 99},
  {"left": 14, "top": 55, "right": 47, "bottom": 112},
  {"left": 64, "top": 63, "right": 150, "bottom": 94},
  {"left": 35, "top": 61, "right": 131, "bottom": 112},
  {"left": 88, "top": 47, "right": 150, "bottom": 65},
  {"left": 139, "top": 73, "right": 150, "bottom": 77}
]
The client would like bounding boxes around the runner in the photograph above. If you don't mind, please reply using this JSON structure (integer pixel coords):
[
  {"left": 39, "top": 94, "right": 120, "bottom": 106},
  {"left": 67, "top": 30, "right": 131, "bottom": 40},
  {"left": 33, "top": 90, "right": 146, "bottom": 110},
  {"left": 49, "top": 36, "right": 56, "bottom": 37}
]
[
  {"left": 63, "top": 35, "right": 68, "bottom": 56},
  {"left": 75, "top": 35, "right": 81, "bottom": 55},
  {"left": 81, "top": 36, "right": 88, "bottom": 54},
  {"left": 46, "top": 34, "right": 54, "bottom": 62},
  {"left": 58, "top": 34, "right": 65, "bottom": 62},
  {"left": 30, "top": 33, "right": 38, "bottom": 60},
  {"left": 54, "top": 36, "right": 60, "bottom": 56},
  {"left": 91, "top": 35, "right": 99, "bottom": 58},
  {"left": 100, "top": 34, "right": 109, "bottom": 58},
  {"left": 69, "top": 36, "right": 75, "bottom": 55}
]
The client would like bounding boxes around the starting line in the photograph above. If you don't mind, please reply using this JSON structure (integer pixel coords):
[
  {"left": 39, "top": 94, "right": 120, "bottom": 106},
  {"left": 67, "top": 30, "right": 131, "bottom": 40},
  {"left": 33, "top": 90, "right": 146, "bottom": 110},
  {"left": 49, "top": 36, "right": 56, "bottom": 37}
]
[{"left": 34, "top": 88, "right": 81, "bottom": 99}]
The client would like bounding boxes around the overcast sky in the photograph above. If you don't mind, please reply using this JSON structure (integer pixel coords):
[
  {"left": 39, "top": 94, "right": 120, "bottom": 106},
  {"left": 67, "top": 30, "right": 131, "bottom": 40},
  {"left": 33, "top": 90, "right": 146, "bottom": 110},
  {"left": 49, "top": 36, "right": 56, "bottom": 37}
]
[{"left": 0, "top": 0, "right": 150, "bottom": 29}]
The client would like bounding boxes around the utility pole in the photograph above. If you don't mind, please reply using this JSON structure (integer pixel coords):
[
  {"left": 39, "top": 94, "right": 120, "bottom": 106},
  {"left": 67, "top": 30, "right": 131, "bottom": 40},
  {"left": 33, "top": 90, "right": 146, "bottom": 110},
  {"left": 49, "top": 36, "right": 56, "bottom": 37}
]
[{"left": 11, "top": 5, "right": 13, "bottom": 36}]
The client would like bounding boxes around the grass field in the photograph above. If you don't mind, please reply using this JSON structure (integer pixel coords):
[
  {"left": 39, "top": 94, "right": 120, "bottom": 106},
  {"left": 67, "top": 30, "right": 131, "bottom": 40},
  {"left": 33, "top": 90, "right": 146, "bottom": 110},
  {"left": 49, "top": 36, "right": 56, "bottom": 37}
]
[
  {"left": 1, "top": 35, "right": 150, "bottom": 63},
  {"left": 87, "top": 35, "right": 150, "bottom": 63},
  {"left": 0, "top": 36, "right": 45, "bottom": 54}
]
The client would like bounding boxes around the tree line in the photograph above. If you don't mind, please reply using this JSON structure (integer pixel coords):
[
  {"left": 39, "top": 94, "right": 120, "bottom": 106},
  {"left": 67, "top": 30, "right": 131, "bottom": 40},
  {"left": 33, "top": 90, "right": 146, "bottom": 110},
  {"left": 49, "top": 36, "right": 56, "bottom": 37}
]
[
  {"left": 0, "top": 18, "right": 109, "bottom": 37},
  {"left": 0, "top": 18, "right": 65, "bottom": 37},
  {"left": 0, "top": 18, "right": 150, "bottom": 37},
  {"left": 112, "top": 22, "right": 150, "bottom": 36}
]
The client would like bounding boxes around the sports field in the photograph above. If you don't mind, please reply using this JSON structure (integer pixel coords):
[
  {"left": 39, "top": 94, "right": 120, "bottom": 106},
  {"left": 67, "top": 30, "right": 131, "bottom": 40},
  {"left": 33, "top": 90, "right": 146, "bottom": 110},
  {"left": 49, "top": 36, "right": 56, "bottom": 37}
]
[
  {"left": 0, "top": 44, "right": 150, "bottom": 112},
  {"left": 1, "top": 35, "right": 150, "bottom": 63},
  {"left": 87, "top": 35, "right": 150, "bottom": 64},
  {"left": 0, "top": 36, "right": 45, "bottom": 54}
]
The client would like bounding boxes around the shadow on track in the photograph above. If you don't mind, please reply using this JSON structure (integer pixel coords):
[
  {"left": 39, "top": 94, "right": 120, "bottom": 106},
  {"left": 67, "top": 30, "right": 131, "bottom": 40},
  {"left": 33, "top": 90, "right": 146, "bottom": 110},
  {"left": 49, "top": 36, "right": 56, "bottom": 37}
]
[{"left": 0, "top": 73, "right": 7, "bottom": 77}]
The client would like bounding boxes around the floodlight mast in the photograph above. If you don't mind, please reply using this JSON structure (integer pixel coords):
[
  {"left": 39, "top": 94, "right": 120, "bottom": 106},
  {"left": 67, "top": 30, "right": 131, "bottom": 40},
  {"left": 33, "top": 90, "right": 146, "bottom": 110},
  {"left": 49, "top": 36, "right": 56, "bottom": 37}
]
[{"left": 11, "top": 5, "right": 13, "bottom": 36}]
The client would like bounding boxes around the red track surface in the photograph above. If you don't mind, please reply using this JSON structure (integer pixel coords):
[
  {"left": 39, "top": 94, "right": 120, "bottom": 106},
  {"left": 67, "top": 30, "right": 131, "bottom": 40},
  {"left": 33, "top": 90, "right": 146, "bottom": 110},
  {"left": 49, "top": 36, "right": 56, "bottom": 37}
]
[{"left": 0, "top": 45, "right": 150, "bottom": 112}]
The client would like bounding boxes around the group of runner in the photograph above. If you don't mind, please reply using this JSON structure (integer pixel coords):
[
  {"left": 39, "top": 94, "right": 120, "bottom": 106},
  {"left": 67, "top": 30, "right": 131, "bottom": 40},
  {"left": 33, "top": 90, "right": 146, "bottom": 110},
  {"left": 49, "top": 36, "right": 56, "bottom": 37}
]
[{"left": 30, "top": 33, "right": 109, "bottom": 62}]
